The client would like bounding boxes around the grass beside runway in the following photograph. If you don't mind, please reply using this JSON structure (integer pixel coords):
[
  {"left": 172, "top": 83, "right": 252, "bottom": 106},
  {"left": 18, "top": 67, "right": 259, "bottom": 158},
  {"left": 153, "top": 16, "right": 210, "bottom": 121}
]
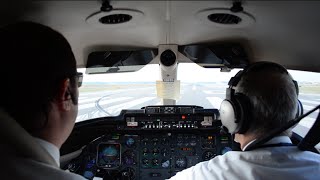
[{"left": 299, "top": 84, "right": 320, "bottom": 94}]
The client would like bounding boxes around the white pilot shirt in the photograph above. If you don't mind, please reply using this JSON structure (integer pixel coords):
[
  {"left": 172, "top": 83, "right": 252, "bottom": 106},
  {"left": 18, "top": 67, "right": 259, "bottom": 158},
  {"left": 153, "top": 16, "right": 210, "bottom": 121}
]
[
  {"left": 169, "top": 136, "right": 320, "bottom": 180},
  {"left": 1, "top": 138, "right": 86, "bottom": 180}
]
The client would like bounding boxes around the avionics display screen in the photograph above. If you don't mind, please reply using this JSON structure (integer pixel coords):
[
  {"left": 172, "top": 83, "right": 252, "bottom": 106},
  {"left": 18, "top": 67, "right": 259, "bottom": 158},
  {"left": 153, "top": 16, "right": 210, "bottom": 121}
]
[{"left": 96, "top": 143, "right": 121, "bottom": 168}]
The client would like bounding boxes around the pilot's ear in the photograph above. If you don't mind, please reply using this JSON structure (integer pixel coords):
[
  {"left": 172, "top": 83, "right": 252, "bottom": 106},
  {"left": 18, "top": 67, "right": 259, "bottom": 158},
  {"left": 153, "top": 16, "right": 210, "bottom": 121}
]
[{"left": 55, "top": 78, "right": 72, "bottom": 111}]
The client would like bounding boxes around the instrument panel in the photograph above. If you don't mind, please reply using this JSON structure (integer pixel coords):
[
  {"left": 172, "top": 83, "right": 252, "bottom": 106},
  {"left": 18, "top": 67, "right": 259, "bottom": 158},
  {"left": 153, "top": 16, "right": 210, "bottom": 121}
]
[{"left": 63, "top": 106, "right": 237, "bottom": 180}]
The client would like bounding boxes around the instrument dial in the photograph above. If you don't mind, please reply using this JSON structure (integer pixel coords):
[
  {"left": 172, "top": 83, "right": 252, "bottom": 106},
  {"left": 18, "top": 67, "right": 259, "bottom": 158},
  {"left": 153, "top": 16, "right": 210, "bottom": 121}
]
[
  {"left": 142, "top": 158, "right": 149, "bottom": 166},
  {"left": 202, "top": 151, "right": 216, "bottom": 161},
  {"left": 122, "top": 150, "right": 136, "bottom": 166},
  {"left": 175, "top": 157, "right": 187, "bottom": 168},
  {"left": 142, "top": 148, "right": 149, "bottom": 156},
  {"left": 125, "top": 137, "right": 135, "bottom": 147}
]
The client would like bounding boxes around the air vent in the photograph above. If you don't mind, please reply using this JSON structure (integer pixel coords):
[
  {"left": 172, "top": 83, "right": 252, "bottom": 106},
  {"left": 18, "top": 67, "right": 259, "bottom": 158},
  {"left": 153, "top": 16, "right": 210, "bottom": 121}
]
[
  {"left": 208, "top": 13, "right": 241, "bottom": 24},
  {"left": 99, "top": 14, "right": 132, "bottom": 24}
]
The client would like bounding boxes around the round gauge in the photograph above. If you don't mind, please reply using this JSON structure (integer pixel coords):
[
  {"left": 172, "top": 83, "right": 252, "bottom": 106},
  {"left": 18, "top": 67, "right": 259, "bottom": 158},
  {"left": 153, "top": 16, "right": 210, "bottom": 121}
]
[
  {"left": 121, "top": 167, "right": 135, "bottom": 179},
  {"left": 175, "top": 157, "right": 187, "bottom": 168},
  {"left": 152, "top": 148, "right": 160, "bottom": 155},
  {"left": 122, "top": 150, "right": 136, "bottom": 166},
  {"left": 126, "top": 137, "right": 135, "bottom": 147},
  {"left": 152, "top": 158, "right": 159, "bottom": 166},
  {"left": 142, "top": 148, "right": 149, "bottom": 156},
  {"left": 202, "top": 151, "right": 216, "bottom": 161},
  {"left": 142, "top": 158, "right": 149, "bottom": 166}
]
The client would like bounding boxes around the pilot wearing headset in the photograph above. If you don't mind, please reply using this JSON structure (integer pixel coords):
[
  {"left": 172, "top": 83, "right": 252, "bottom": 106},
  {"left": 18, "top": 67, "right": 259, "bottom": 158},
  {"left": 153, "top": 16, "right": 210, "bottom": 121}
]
[{"left": 169, "top": 62, "right": 320, "bottom": 180}]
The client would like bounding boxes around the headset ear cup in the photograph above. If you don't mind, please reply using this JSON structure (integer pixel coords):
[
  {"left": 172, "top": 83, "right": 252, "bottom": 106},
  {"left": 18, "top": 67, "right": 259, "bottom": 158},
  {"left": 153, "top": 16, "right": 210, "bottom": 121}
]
[
  {"left": 220, "top": 100, "right": 238, "bottom": 134},
  {"left": 296, "top": 99, "right": 303, "bottom": 118},
  {"left": 234, "top": 93, "right": 252, "bottom": 134}
]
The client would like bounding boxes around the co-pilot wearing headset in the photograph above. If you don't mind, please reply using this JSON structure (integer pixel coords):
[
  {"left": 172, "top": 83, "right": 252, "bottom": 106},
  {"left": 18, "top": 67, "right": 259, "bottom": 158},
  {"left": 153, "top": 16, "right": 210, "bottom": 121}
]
[{"left": 169, "top": 62, "right": 320, "bottom": 180}]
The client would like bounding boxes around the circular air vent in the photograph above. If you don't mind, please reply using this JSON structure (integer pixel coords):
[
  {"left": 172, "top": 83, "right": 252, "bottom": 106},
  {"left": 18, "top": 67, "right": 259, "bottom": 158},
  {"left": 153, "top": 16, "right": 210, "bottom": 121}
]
[
  {"left": 208, "top": 13, "right": 241, "bottom": 24},
  {"left": 86, "top": 9, "right": 144, "bottom": 28},
  {"left": 195, "top": 8, "right": 255, "bottom": 28},
  {"left": 99, "top": 14, "right": 132, "bottom": 24}
]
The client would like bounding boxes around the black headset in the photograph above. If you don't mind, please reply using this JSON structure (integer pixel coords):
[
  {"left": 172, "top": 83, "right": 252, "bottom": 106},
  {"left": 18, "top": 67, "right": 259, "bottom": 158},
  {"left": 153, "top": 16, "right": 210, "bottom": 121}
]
[{"left": 219, "top": 61, "right": 303, "bottom": 134}]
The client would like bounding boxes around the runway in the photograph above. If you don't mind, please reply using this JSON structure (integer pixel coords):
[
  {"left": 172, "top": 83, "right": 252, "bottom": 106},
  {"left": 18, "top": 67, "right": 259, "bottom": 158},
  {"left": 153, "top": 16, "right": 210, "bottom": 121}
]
[{"left": 76, "top": 83, "right": 319, "bottom": 137}]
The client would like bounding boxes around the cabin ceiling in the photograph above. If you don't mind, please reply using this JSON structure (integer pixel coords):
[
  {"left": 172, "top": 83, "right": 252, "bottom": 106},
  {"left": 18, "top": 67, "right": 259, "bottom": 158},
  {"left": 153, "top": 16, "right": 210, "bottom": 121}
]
[{"left": 1, "top": 0, "right": 320, "bottom": 72}]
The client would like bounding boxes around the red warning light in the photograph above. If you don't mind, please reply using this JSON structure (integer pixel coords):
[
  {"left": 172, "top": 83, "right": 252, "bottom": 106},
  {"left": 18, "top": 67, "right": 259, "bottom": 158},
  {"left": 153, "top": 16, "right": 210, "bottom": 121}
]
[{"left": 181, "top": 115, "right": 186, "bottom": 120}]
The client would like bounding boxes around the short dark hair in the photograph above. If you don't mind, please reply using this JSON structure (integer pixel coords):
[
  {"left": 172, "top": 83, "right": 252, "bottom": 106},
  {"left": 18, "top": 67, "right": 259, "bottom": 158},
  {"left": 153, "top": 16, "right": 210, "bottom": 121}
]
[
  {"left": 0, "top": 21, "right": 77, "bottom": 133},
  {"left": 236, "top": 67, "right": 298, "bottom": 136}
]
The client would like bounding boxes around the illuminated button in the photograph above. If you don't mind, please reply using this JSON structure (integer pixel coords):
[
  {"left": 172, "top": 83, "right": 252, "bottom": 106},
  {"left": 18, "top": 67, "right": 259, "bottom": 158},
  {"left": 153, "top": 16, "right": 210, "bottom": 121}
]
[
  {"left": 161, "top": 160, "right": 170, "bottom": 168},
  {"left": 221, "top": 136, "right": 229, "bottom": 141},
  {"left": 181, "top": 115, "right": 186, "bottom": 120},
  {"left": 111, "top": 135, "right": 120, "bottom": 140},
  {"left": 190, "top": 141, "right": 197, "bottom": 146},
  {"left": 183, "top": 124, "right": 187, "bottom": 128}
]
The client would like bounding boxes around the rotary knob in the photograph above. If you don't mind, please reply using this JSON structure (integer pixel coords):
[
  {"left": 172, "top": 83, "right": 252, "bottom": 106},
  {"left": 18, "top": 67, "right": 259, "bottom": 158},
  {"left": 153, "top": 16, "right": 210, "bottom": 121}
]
[
  {"left": 152, "top": 148, "right": 160, "bottom": 155},
  {"left": 152, "top": 138, "right": 159, "bottom": 145},
  {"left": 142, "top": 148, "right": 149, "bottom": 156},
  {"left": 142, "top": 158, "right": 149, "bottom": 166},
  {"left": 152, "top": 158, "right": 159, "bottom": 166}
]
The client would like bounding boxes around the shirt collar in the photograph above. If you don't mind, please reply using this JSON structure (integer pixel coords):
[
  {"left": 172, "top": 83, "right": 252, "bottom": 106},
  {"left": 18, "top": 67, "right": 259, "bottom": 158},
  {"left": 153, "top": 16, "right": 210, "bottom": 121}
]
[
  {"left": 242, "top": 136, "right": 292, "bottom": 151},
  {"left": 34, "top": 137, "right": 60, "bottom": 167}
]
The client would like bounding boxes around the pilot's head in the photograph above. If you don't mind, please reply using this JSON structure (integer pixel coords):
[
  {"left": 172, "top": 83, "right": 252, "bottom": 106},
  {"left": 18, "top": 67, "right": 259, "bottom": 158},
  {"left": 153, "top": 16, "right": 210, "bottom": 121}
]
[
  {"left": 221, "top": 62, "right": 298, "bottom": 149},
  {"left": 0, "top": 22, "right": 80, "bottom": 148}
]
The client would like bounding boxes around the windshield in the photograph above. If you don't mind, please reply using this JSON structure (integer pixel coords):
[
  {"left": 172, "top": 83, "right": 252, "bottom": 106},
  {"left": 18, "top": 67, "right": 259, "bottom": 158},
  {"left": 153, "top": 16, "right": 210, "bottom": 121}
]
[
  {"left": 77, "top": 64, "right": 320, "bottom": 137},
  {"left": 76, "top": 63, "right": 240, "bottom": 122}
]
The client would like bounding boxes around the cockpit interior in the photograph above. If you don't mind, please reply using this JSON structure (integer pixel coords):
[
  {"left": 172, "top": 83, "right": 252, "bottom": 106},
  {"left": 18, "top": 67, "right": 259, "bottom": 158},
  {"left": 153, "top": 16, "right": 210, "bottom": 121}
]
[{"left": 1, "top": 0, "right": 320, "bottom": 180}]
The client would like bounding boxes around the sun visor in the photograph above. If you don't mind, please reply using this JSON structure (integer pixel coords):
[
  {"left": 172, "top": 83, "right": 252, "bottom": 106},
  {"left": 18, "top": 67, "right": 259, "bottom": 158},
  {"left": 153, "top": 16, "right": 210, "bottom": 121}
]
[
  {"left": 85, "top": 49, "right": 158, "bottom": 74},
  {"left": 178, "top": 43, "right": 249, "bottom": 69},
  {"left": 156, "top": 80, "right": 180, "bottom": 100}
]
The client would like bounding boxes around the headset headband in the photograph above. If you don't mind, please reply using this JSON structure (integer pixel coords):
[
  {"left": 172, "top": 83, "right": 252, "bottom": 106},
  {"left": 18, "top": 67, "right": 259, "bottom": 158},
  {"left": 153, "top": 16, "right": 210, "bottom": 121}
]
[{"left": 227, "top": 61, "right": 298, "bottom": 95}]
